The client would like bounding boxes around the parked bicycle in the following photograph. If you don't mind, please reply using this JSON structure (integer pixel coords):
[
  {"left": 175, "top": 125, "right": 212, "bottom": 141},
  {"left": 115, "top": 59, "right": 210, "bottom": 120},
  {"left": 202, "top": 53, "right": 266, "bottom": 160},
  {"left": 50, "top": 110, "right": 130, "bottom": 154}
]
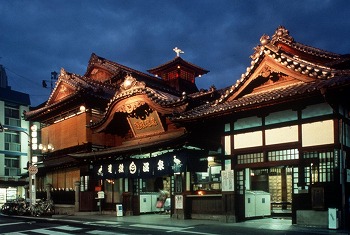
[
  {"left": 0, "top": 198, "right": 30, "bottom": 215},
  {"left": 30, "top": 199, "right": 55, "bottom": 217},
  {"left": 1, "top": 198, "right": 54, "bottom": 217}
]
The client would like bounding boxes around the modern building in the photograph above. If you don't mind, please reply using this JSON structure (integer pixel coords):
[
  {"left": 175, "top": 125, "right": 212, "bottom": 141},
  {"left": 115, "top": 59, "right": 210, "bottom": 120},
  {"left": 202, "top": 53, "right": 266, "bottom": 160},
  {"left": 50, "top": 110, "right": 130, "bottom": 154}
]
[{"left": 0, "top": 64, "right": 31, "bottom": 205}]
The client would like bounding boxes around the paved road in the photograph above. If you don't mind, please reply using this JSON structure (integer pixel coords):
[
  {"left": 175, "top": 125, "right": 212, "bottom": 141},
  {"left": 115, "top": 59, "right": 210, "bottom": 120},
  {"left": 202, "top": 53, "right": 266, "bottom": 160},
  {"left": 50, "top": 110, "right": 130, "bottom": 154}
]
[{"left": 0, "top": 214, "right": 348, "bottom": 235}]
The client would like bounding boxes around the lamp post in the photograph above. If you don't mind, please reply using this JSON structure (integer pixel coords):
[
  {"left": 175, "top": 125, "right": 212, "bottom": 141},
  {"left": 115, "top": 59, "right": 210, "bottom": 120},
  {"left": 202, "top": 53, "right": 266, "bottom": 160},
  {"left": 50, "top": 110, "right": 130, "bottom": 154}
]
[{"left": 29, "top": 125, "right": 38, "bottom": 206}]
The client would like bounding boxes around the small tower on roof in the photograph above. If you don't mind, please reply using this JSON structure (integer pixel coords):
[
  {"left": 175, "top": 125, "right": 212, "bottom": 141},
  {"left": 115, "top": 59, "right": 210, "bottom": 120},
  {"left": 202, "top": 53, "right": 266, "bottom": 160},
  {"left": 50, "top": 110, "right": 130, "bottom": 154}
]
[{"left": 147, "top": 47, "right": 209, "bottom": 94}]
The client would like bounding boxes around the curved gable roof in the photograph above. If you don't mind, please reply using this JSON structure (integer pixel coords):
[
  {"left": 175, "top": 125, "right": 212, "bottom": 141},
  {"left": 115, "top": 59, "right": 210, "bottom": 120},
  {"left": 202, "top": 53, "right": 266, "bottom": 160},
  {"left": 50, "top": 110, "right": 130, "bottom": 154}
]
[{"left": 172, "top": 26, "right": 350, "bottom": 121}]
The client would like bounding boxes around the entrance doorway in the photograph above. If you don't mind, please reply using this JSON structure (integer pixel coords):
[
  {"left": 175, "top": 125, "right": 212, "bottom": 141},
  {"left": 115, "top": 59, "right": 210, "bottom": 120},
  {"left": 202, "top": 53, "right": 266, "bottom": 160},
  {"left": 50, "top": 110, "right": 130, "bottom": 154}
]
[{"left": 251, "top": 167, "right": 292, "bottom": 216}]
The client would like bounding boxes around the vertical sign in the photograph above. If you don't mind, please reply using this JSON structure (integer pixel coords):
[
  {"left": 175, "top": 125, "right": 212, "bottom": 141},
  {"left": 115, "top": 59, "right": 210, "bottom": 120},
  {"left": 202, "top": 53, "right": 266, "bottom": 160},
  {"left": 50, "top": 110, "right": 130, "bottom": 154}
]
[
  {"left": 175, "top": 195, "right": 183, "bottom": 209},
  {"left": 221, "top": 170, "right": 234, "bottom": 192}
]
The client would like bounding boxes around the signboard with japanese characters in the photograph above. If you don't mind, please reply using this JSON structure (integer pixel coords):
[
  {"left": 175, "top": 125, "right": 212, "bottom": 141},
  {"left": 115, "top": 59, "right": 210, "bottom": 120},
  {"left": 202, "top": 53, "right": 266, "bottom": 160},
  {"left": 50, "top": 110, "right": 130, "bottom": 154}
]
[
  {"left": 175, "top": 195, "right": 183, "bottom": 209},
  {"left": 221, "top": 170, "right": 234, "bottom": 192},
  {"left": 94, "top": 152, "right": 188, "bottom": 179},
  {"left": 127, "top": 111, "right": 164, "bottom": 138}
]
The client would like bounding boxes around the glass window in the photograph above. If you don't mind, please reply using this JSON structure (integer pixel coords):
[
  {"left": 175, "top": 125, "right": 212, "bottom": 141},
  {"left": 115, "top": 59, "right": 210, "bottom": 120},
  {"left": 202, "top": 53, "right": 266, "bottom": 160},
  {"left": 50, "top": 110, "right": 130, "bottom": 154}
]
[
  {"left": 268, "top": 149, "right": 299, "bottom": 161},
  {"left": 4, "top": 103, "right": 21, "bottom": 127},
  {"left": 80, "top": 176, "right": 89, "bottom": 192},
  {"left": 4, "top": 155, "right": 20, "bottom": 176},
  {"left": 237, "top": 152, "right": 264, "bottom": 164},
  {"left": 4, "top": 132, "right": 21, "bottom": 151},
  {"left": 303, "top": 150, "right": 335, "bottom": 184},
  {"left": 293, "top": 167, "right": 299, "bottom": 194},
  {"left": 192, "top": 158, "right": 222, "bottom": 191},
  {"left": 224, "top": 123, "right": 230, "bottom": 132}
]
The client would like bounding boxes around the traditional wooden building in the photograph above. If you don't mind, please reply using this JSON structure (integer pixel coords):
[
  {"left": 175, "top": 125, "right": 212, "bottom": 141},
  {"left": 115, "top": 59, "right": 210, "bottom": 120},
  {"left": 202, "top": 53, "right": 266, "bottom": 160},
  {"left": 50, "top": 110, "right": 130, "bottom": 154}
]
[
  {"left": 25, "top": 26, "right": 350, "bottom": 229},
  {"left": 24, "top": 51, "right": 220, "bottom": 215},
  {"left": 172, "top": 26, "right": 350, "bottom": 228}
]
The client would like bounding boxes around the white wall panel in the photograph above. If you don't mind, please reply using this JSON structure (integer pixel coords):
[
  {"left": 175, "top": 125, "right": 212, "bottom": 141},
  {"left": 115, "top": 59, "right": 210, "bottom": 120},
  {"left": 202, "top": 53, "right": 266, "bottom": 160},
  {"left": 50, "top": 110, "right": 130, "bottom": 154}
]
[
  {"left": 265, "top": 125, "right": 298, "bottom": 145},
  {"left": 234, "top": 131, "right": 262, "bottom": 149},
  {"left": 302, "top": 120, "right": 334, "bottom": 147},
  {"left": 224, "top": 135, "right": 231, "bottom": 155}
]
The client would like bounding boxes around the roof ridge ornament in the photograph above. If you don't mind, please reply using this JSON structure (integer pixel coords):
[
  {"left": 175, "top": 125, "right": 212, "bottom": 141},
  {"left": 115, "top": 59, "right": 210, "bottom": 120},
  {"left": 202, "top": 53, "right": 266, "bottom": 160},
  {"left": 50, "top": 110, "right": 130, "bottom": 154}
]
[
  {"left": 271, "top": 26, "right": 294, "bottom": 43},
  {"left": 173, "top": 47, "right": 184, "bottom": 57},
  {"left": 260, "top": 34, "right": 270, "bottom": 46},
  {"left": 120, "top": 74, "right": 145, "bottom": 91}
]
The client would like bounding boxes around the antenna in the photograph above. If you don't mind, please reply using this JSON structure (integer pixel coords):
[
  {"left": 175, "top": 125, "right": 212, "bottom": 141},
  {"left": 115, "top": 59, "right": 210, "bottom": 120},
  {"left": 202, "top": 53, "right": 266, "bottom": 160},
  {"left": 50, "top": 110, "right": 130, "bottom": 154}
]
[{"left": 42, "top": 71, "right": 58, "bottom": 91}]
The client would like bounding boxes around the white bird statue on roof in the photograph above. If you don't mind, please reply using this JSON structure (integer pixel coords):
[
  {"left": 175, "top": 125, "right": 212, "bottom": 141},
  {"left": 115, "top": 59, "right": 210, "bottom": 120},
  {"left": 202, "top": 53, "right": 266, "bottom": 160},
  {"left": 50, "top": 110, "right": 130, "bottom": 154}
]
[{"left": 173, "top": 47, "right": 184, "bottom": 57}]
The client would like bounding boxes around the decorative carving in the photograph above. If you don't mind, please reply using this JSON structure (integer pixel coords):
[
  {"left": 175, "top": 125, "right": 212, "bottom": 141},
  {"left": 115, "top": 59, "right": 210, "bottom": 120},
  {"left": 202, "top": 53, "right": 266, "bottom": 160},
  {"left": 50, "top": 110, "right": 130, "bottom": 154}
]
[
  {"left": 260, "top": 65, "right": 273, "bottom": 78},
  {"left": 119, "top": 100, "right": 146, "bottom": 114},
  {"left": 59, "top": 85, "right": 68, "bottom": 94},
  {"left": 271, "top": 26, "right": 294, "bottom": 43},
  {"left": 120, "top": 74, "right": 145, "bottom": 91},
  {"left": 260, "top": 34, "right": 270, "bottom": 46},
  {"left": 127, "top": 110, "right": 165, "bottom": 138},
  {"left": 256, "top": 66, "right": 289, "bottom": 86},
  {"left": 251, "top": 45, "right": 263, "bottom": 60},
  {"left": 133, "top": 116, "right": 158, "bottom": 130}
]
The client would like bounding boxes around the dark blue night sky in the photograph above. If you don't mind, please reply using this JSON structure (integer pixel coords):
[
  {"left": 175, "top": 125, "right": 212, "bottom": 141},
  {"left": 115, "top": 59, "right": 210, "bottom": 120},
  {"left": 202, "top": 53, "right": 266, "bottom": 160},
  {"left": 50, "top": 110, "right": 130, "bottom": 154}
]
[{"left": 1, "top": 0, "right": 349, "bottom": 106}]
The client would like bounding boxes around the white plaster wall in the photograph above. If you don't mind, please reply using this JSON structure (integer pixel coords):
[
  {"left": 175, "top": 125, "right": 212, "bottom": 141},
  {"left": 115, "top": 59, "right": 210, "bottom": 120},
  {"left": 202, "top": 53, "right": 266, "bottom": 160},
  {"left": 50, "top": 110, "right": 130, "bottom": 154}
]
[
  {"left": 234, "top": 131, "right": 263, "bottom": 149},
  {"left": 224, "top": 135, "right": 231, "bottom": 155},
  {"left": 265, "top": 125, "right": 298, "bottom": 145},
  {"left": 302, "top": 120, "right": 334, "bottom": 147}
]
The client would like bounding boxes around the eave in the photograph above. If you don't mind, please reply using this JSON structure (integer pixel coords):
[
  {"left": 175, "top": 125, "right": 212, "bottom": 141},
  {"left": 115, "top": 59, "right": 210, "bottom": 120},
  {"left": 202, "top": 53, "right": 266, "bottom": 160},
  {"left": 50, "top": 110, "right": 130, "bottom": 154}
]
[
  {"left": 90, "top": 77, "right": 189, "bottom": 132},
  {"left": 173, "top": 76, "right": 350, "bottom": 122},
  {"left": 69, "top": 128, "right": 187, "bottom": 159}
]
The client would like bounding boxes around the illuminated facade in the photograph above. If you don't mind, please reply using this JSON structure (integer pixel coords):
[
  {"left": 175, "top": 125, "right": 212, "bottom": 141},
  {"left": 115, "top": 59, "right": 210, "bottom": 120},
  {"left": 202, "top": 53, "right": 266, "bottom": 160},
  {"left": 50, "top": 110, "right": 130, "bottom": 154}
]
[
  {"left": 25, "top": 26, "right": 350, "bottom": 228},
  {"left": 173, "top": 26, "right": 350, "bottom": 228},
  {"left": 25, "top": 51, "right": 218, "bottom": 215}
]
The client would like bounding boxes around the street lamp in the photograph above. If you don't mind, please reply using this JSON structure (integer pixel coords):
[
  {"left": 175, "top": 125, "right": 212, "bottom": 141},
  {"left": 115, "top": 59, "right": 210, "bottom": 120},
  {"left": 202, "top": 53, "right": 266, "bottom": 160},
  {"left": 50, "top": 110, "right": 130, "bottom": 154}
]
[{"left": 0, "top": 122, "right": 37, "bottom": 206}]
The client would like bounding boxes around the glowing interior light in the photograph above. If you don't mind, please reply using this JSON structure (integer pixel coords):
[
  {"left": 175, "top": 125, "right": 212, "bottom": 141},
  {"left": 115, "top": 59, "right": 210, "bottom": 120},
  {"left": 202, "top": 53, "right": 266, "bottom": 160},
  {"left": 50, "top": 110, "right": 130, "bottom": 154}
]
[{"left": 80, "top": 106, "right": 86, "bottom": 112}]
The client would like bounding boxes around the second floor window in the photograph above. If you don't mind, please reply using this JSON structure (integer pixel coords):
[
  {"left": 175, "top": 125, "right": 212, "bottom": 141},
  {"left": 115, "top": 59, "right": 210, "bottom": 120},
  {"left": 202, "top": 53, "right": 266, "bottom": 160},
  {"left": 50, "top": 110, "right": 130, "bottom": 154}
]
[
  {"left": 5, "top": 155, "right": 20, "bottom": 176},
  {"left": 4, "top": 132, "right": 21, "bottom": 151}
]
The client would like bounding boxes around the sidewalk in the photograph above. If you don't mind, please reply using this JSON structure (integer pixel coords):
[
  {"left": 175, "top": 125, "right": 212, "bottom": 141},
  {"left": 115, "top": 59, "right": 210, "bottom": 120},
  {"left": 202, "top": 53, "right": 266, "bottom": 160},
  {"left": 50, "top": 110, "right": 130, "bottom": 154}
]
[{"left": 51, "top": 212, "right": 349, "bottom": 234}]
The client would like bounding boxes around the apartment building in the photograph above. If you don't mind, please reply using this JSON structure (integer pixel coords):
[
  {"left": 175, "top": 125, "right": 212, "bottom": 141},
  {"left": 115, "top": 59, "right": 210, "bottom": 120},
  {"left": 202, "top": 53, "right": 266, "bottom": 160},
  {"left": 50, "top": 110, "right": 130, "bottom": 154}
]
[{"left": 0, "top": 64, "right": 31, "bottom": 205}]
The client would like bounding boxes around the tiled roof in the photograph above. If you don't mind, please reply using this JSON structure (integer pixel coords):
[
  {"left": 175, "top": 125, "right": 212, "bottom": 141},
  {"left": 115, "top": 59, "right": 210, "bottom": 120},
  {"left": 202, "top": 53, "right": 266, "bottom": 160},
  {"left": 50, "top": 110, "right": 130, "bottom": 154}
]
[
  {"left": 213, "top": 26, "right": 350, "bottom": 105},
  {"left": 25, "top": 68, "right": 116, "bottom": 120},
  {"left": 170, "top": 25, "right": 350, "bottom": 122},
  {"left": 87, "top": 53, "right": 182, "bottom": 96},
  {"left": 90, "top": 76, "right": 221, "bottom": 129},
  {"left": 173, "top": 75, "right": 350, "bottom": 121},
  {"left": 147, "top": 56, "right": 209, "bottom": 76}
]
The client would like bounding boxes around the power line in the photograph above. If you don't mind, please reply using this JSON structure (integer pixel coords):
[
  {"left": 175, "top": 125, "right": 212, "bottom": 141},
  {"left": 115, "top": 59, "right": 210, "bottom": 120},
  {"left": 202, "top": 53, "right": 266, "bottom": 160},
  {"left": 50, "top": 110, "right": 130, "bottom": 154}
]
[{"left": 4, "top": 66, "right": 44, "bottom": 89}]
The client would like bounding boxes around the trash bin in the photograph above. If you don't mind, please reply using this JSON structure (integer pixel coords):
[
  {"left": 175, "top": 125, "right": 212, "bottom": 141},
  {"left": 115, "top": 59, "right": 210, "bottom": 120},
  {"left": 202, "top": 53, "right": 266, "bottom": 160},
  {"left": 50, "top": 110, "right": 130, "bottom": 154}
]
[
  {"left": 328, "top": 208, "right": 339, "bottom": 229},
  {"left": 116, "top": 203, "right": 123, "bottom": 217}
]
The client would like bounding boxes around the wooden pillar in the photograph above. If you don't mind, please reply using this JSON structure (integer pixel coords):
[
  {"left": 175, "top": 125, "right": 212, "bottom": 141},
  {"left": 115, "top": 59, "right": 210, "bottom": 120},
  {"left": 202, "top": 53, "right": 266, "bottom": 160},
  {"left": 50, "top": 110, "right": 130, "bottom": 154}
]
[
  {"left": 172, "top": 173, "right": 188, "bottom": 219},
  {"left": 45, "top": 183, "right": 52, "bottom": 200},
  {"left": 74, "top": 181, "right": 80, "bottom": 212}
]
